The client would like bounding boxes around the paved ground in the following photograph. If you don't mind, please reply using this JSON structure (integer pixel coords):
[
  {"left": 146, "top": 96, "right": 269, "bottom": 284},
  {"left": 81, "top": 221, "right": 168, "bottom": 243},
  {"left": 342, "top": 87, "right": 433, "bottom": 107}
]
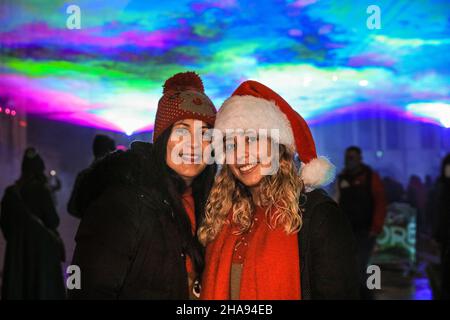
[{"left": 373, "top": 234, "right": 441, "bottom": 300}]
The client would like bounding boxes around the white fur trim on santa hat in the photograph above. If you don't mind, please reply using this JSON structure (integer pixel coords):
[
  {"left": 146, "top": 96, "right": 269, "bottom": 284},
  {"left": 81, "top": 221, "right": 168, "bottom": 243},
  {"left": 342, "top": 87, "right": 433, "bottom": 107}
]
[
  {"left": 300, "top": 156, "right": 336, "bottom": 189},
  {"left": 215, "top": 95, "right": 295, "bottom": 149}
]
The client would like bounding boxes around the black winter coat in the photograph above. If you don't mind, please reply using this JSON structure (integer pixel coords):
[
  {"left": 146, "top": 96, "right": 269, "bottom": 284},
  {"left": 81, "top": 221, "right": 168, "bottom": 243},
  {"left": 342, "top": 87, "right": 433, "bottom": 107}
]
[
  {"left": 299, "top": 188, "right": 360, "bottom": 299},
  {"left": 67, "top": 168, "right": 90, "bottom": 219},
  {"left": 69, "top": 142, "right": 196, "bottom": 299},
  {"left": 0, "top": 181, "right": 65, "bottom": 300}
]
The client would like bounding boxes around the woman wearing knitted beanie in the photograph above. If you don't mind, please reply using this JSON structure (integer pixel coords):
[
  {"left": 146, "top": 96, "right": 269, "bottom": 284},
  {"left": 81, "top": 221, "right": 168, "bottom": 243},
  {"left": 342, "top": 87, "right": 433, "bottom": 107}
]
[
  {"left": 199, "top": 80, "right": 360, "bottom": 300},
  {"left": 70, "top": 72, "right": 217, "bottom": 299}
]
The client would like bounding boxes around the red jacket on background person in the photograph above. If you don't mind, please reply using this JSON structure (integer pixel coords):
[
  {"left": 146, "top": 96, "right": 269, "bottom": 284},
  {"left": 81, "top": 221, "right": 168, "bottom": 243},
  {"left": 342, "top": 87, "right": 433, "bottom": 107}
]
[{"left": 336, "top": 164, "right": 387, "bottom": 236}]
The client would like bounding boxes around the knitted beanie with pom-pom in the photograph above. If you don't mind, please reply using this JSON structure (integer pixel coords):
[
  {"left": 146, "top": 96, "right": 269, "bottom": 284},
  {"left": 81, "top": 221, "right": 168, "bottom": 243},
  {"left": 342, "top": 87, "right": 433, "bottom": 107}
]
[{"left": 153, "top": 71, "right": 217, "bottom": 142}]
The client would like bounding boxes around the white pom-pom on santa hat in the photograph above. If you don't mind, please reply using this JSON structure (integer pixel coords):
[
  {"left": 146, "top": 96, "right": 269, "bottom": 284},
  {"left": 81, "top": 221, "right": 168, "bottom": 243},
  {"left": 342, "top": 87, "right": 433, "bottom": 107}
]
[
  {"left": 300, "top": 156, "right": 336, "bottom": 189},
  {"left": 215, "top": 80, "right": 336, "bottom": 189}
]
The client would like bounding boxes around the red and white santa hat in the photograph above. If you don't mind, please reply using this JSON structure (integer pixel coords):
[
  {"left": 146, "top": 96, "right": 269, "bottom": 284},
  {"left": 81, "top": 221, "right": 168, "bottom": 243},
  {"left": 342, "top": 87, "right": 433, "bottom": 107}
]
[{"left": 215, "top": 80, "right": 335, "bottom": 188}]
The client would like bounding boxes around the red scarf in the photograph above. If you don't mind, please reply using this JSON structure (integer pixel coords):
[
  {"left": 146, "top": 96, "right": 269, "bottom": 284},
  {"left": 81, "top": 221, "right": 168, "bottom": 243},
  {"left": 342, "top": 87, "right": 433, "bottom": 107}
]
[
  {"left": 182, "top": 187, "right": 196, "bottom": 274},
  {"left": 201, "top": 206, "right": 301, "bottom": 300}
]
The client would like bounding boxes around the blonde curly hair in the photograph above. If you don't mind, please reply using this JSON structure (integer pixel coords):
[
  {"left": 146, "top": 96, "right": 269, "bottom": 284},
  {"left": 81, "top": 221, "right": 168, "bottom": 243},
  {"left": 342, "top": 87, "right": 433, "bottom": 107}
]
[{"left": 198, "top": 145, "right": 304, "bottom": 245}]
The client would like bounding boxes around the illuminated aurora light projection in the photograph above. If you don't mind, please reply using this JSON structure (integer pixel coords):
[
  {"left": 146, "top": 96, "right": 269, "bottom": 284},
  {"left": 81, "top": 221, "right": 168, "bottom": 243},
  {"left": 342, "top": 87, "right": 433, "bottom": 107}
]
[{"left": 1, "top": 0, "right": 449, "bottom": 135}]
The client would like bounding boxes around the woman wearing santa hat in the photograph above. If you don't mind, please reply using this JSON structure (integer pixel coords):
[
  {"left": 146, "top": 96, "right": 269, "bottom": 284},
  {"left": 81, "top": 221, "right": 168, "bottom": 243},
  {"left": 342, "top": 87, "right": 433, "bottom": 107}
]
[{"left": 199, "top": 80, "right": 360, "bottom": 300}]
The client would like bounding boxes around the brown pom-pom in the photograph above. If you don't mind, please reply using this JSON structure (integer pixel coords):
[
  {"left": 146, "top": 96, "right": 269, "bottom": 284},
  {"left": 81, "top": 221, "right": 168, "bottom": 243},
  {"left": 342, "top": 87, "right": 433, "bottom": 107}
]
[{"left": 163, "top": 71, "right": 204, "bottom": 94}]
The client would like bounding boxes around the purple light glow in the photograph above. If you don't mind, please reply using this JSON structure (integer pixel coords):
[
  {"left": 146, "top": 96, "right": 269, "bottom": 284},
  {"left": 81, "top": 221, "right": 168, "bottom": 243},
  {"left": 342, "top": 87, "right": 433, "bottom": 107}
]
[
  {"left": 307, "top": 102, "right": 447, "bottom": 127},
  {"left": 0, "top": 74, "right": 123, "bottom": 131},
  {"left": 0, "top": 23, "right": 186, "bottom": 50},
  {"left": 348, "top": 53, "right": 397, "bottom": 68}
]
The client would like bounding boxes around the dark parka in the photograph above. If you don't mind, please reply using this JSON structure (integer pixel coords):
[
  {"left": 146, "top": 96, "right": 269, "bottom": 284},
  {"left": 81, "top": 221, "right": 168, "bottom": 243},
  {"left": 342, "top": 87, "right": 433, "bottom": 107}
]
[
  {"left": 0, "top": 180, "right": 65, "bottom": 300},
  {"left": 299, "top": 188, "right": 360, "bottom": 299},
  {"left": 69, "top": 141, "right": 196, "bottom": 299}
]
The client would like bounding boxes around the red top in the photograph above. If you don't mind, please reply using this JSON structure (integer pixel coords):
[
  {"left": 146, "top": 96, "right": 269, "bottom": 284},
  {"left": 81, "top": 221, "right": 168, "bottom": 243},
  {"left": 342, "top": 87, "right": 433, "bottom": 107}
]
[
  {"left": 182, "top": 187, "right": 196, "bottom": 233},
  {"left": 232, "top": 207, "right": 264, "bottom": 264},
  {"left": 181, "top": 187, "right": 196, "bottom": 274}
]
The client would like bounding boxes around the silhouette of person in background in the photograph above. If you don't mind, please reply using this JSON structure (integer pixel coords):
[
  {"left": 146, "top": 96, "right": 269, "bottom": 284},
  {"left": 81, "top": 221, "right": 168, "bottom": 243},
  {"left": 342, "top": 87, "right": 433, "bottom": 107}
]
[
  {"left": 336, "top": 146, "right": 387, "bottom": 299},
  {"left": 0, "top": 147, "right": 65, "bottom": 299},
  {"left": 425, "top": 175, "right": 434, "bottom": 191},
  {"left": 407, "top": 175, "right": 427, "bottom": 236},
  {"left": 382, "top": 176, "right": 405, "bottom": 204},
  {"left": 424, "top": 175, "right": 436, "bottom": 236},
  {"left": 67, "top": 134, "right": 116, "bottom": 219},
  {"left": 432, "top": 154, "right": 450, "bottom": 299}
]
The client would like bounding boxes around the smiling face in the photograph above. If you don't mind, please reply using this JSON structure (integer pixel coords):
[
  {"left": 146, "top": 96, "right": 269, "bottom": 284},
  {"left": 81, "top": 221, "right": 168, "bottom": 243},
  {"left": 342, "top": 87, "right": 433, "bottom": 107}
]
[
  {"left": 226, "top": 133, "right": 276, "bottom": 189},
  {"left": 165, "top": 119, "right": 211, "bottom": 186}
]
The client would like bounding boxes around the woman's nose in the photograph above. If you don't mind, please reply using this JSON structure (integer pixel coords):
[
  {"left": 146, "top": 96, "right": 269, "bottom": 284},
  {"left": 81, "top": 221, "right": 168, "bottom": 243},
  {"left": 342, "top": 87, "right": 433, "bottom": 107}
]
[
  {"left": 235, "top": 141, "right": 252, "bottom": 164},
  {"left": 190, "top": 131, "right": 203, "bottom": 149}
]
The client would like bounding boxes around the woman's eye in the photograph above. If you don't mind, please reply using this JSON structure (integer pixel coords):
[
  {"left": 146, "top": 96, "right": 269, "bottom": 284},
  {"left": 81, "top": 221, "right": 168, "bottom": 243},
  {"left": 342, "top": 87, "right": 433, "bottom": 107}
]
[
  {"left": 225, "top": 143, "right": 235, "bottom": 151},
  {"left": 203, "top": 130, "right": 212, "bottom": 140},
  {"left": 174, "top": 128, "right": 189, "bottom": 136}
]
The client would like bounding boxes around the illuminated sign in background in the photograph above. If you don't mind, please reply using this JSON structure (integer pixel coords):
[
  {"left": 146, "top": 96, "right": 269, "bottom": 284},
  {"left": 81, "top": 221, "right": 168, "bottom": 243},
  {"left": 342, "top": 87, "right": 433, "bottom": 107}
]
[
  {"left": 375, "top": 202, "right": 417, "bottom": 267},
  {"left": 1, "top": 0, "right": 449, "bottom": 135}
]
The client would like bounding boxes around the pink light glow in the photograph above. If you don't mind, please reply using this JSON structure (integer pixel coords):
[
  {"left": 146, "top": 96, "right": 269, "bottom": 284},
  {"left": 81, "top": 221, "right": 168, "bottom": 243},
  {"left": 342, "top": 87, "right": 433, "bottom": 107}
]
[
  {"left": 0, "top": 23, "right": 186, "bottom": 49},
  {"left": 348, "top": 53, "right": 396, "bottom": 68},
  {"left": 191, "top": 0, "right": 237, "bottom": 13},
  {"left": 47, "top": 112, "right": 124, "bottom": 132},
  {"left": 0, "top": 74, "right": 122, "bottom": 131},
  {"left": 289, "top": 0, "right": 317, "bottom": 8},
  {"left": 288, "top": 29, "right": 303, "bottom": 37},
  {"left": 133, "top": 123, "right": 154, "bottom": 133},
  {"left": 116, "top": 145, "right": 128, "bottom": 151}
]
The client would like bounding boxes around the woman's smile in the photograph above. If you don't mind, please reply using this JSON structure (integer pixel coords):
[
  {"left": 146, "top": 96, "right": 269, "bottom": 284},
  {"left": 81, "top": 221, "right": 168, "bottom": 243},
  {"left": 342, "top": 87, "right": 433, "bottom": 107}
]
[{"left": 237, "top": 163, "right": 259, "bottom": 174}]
